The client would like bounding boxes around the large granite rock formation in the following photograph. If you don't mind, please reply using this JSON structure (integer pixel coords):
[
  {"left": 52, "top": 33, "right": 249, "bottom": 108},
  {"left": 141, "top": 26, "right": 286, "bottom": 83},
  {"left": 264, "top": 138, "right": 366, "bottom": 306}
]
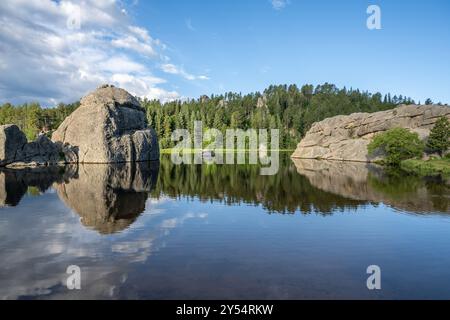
[
  {"left": 0, "top": 125, "right": 61, "bottom": 167},
  {"left": 0, "top": 125, "right": 27, "bottom": 166},
  {"left": 52, "top": 84, "right": 159, "bottom": 163},
  {"left": 292, "top": 105, "right": 450, "bottom": 162}
]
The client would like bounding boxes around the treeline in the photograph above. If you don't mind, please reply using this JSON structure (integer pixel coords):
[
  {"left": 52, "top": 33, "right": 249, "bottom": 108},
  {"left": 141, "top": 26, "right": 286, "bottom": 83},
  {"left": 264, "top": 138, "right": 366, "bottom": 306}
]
[
  {"left": 1, "top": 83, "right": 418, "bottom": 147},
  {"left": 0, "top": 102, "right": 79, "bottom": 140},
  {"left": 143, "top": 83, "right": 416, "bottom": 149}
]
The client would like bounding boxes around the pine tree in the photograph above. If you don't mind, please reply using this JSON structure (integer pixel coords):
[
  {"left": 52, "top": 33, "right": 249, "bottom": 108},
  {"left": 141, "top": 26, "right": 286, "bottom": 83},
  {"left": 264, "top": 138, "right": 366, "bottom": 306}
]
[
  {"left": 155, "top": 111, "right": 162, "bottom": 137},
  {"left": 176, "top": 112, "right": 185, "bottom": 129},
  {"left": 426, "top": 117, "right": 450, "bottom": 156},
  {"left": 230, "top": 111, "right": 242, "bottom": 129},
  {"left": 158, "top": 115, "right": 172, "bottom": 148}
]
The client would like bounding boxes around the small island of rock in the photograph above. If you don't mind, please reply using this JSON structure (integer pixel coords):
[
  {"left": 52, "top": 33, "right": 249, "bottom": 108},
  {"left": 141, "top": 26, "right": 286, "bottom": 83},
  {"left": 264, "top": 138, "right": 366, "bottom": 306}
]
[{"left": 0, "top": 85, "right": 159, "bottom": 167}]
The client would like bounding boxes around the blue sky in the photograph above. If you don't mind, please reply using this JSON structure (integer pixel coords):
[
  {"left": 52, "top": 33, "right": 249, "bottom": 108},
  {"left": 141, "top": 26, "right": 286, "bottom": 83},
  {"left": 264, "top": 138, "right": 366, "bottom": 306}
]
[
  {"left": 0, "top": 0, "right": 449, "bottom": 105},
  {"left": 135, "top": 0, "right": 450, "bottom": 103}
]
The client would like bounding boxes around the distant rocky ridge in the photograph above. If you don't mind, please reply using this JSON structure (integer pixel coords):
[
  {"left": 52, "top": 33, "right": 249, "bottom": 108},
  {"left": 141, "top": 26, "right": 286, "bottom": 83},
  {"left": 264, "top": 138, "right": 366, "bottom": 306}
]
[
  {"left": 292, "top": 104, "right": 450, "bottom": 162},
  {"left": 0, "top": 85, "right": 159, "bottom": 168}
]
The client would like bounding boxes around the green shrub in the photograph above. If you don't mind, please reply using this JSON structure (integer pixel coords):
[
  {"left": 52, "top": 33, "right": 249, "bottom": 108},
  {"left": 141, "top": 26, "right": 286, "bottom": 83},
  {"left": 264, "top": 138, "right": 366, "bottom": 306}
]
[
  {"left": 401, "top": 158, "right": 450, "bottom": 177},
  {"left": 426, "top": 117, "right": 450, "bottom": 156},
  {"left": 368, "top": 128, "right": 424, "bottom": 166}
]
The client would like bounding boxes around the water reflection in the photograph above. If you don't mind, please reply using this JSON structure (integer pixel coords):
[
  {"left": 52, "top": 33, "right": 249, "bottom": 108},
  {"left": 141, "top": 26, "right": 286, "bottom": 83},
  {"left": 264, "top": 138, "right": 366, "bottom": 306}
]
[
  {"left": 293, "top": 159, "right": 449, "bottom": 214},
  {"left": 1, "top": 154, "right": 450, "bottom": 300},
  {"left": 149, "top": 154, "right": 448, "bottom": 215},
  {"left": 1, "top": 162, "right": 159, "bottom": 234},
  {"left": 151, "top": 155, "right": 365, "bottom": 214},
  {"left": 0, "top": 154, "right": 448, "bottom": 225},
  {"left": 0, "top": 167, "right": 69, "bottom": 207},
  {"left": 55, "top": 162, "right": 159, "bottom": 234}
]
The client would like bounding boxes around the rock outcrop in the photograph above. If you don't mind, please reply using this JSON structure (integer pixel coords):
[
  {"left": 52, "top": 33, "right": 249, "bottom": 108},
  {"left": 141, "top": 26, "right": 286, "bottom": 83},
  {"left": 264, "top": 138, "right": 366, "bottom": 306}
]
[
  {"left": 0, "top": 125, "right": 62, "bottom": 167},
  {"left": 52, "top": 84, "right": 159, "bottom": 163},
  {"left": 0, "top": 85, "right": 159, "bottom": 167},
  {"left": 292, "top": 104, "right": 450, "bottom": 162},
  {"left": 0, "top": 125, "right": 27, "bottom": 166}
]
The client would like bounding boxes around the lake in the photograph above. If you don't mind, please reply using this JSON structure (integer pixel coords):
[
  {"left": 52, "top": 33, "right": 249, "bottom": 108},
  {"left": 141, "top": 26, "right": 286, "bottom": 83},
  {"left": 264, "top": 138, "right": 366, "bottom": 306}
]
[{"left": 0, "top": 153, "right": 449, "bottom": 299}]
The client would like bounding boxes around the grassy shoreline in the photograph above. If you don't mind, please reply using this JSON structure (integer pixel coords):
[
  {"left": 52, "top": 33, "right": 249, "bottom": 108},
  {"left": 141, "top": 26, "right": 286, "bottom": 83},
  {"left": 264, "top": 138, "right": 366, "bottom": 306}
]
[{"left": 400, "top": 158, "right": 450, "bottom": 177}]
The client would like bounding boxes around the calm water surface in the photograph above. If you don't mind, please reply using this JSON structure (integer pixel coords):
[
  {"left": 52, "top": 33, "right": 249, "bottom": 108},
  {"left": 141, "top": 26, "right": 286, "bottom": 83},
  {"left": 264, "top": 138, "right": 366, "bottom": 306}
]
[{"left": 0, "top": 153, "right": 449, "bottom": 299}]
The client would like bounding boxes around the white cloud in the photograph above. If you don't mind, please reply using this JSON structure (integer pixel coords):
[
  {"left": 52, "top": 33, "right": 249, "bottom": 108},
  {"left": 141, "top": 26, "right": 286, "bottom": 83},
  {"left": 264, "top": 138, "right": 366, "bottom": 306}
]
[
  {"left": 145, "top": 87, "right": 181, "bottom": 103},
  {"left": 161, "top": 63, "right": 179, "bottom": 74},
  {"left": 111, "top": 35, "right": 156, "bottom": 57},
  {"left": 128, "top": 26, "right": 151, "bottom": 42},
  {"left": 161, "top": 63, "right": 209, "bottom": 81},
  {"left": 185, "top": 18, "right": 195, "bottom": 31},
  {"left": 271, "top": 0, "right": 290, "bottom": 10},
  {"left": 99, "top": 56, "right": 146, "bottom": 73},
  {"left": 0, "top": 0, "right": 191, "bottom": 104},
  {"left": 111, "top": 73, "right": 178, "bottom": 102}
]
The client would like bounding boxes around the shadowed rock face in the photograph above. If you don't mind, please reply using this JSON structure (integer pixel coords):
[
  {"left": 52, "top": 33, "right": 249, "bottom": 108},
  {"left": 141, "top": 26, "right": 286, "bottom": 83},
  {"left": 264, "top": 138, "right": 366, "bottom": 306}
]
[
  {"left": 0, "top": 125, "right": 61, "bottom": 167},
  {"left": 292, "top": 104, "right": 450, "bottom": 162},
  {"left": 52, "top": 84, "right": 159, "bottom": 164},
  {"left": 0, "top": 125, "right": 27, "bottom": 166},
  {"left": 55, "top": 162, "right": 159, "bottom": 234},
  {"left": 292, "top": 159, "right": 449, "bottom": 214}
]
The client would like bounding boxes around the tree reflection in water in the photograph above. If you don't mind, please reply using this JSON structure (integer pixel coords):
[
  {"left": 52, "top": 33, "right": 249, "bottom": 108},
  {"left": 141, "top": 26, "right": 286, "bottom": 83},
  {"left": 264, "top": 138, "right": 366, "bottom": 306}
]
[{"left": 0, "top": 153, "right": 448, "bottom": 235}]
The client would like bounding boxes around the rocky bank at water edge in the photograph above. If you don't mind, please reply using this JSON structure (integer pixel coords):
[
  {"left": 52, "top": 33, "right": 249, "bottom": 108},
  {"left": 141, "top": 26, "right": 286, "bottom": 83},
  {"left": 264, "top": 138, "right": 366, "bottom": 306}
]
[{"left": 292, "top": 104, "right": 450, "bottom": 162}]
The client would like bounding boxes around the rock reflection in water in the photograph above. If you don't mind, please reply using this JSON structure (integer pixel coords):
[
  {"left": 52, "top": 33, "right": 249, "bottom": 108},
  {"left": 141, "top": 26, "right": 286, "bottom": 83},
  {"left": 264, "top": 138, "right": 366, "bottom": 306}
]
[
  {"left": 1, "top": 154, "right": 448, "bottom": 230},
  {"left": 55, "top": 162, "right": 159, "bottom": 234},
  {"left": 0, "top": 167, "right": 69, "bottom": 207},
  {"left": 292, "top": 159, "right": 449, "bottom": 214},
  {"left": 0, "top": 162, "right": 159, "bottom": 234}
]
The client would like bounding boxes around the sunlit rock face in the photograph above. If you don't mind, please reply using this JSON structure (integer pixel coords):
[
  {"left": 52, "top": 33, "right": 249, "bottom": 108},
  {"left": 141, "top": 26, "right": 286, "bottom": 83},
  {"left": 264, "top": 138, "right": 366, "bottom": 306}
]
[
  {"left": 292, "top": 105, "right": 450, "bottom": 162},
  {"left": 55, "top": 162, "right": 159, "bottom": 234},
  {"left": 292, "top": 159, "right": 449, "bottom": 214},
  {"left": 52, "top": 84, "right": 159, "bottom": 164}
]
